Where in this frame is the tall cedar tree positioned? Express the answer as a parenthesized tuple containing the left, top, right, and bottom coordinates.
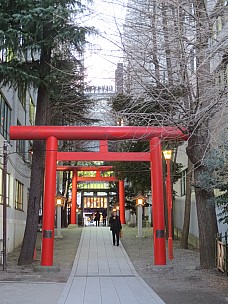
(0, 0, 94, 265)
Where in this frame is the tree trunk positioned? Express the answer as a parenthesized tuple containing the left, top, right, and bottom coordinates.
(17, 83, 48, 265)
(17, 139, 45, 265)
(161, 1, 173, 86)
(184, 0, 218, 268)
(194, 163, 218, 268)
(194, 182, 218, 268)
(151, 2, 160, 86)
(180, 158, 193, 249)
(18, 46, 51, 265)
(187, 131, 218, 268)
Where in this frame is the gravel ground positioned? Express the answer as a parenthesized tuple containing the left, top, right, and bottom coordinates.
(120, 227, 228, 304)
(0, 226, 227, 304)
(0, 227, 82, 283)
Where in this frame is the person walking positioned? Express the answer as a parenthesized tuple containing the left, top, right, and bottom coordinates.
(109, 210, 122, 246)
(102, 209, 107, 226)
(95, 211, 100, 227)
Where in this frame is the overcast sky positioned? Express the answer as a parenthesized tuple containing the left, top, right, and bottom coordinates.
(83, 0, 126, 87)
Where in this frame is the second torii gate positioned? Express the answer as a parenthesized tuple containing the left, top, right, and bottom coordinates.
(57, 165, 126, 225)
(10, 125, 188, 267)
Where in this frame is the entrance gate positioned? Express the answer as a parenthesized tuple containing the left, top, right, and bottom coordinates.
(56, 166, 126, 225)
(10, 125, 188, 267)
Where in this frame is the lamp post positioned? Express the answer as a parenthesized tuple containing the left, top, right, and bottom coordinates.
(2, 141, 8, 271)
(55, 195, 65, 238)
(76, 208, 79, 226)
(163, 150, 174, 260)
(116, 205, 120, 216)
(135, 194, 145, 238)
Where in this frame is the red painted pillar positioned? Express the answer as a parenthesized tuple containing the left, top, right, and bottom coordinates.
(41, 136, 58, 266)
(71, 169, 77, 224)
(100, 140, 108, 152)
(119, 180, 126, 224)
(150, 137, 166, 265)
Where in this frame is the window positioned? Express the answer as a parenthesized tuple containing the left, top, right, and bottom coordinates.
(226, 64, 228, 86)
(29, 96, 35, 125)
(15, 180, 24, 210)
(217, 16, 223, 33)
(16, 120, 26, 160)
(0, 92, 11, 141)
(0, 47, 15, 63)
(0, 169, 10, 205)
(189, 48, 196, 73)
(28, 141, 33, 163)
(83, 196, 107, 208)
(180, 169, 187, 196)
(18, 82, 27, 108)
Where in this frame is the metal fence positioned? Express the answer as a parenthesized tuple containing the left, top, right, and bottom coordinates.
(215, 232, 228, 275)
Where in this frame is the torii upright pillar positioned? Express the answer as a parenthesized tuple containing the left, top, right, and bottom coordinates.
(150, 137, 166, 265)
(119, 180, 126, 224)
(41, 136, 58, 266)
(71, 169, 77, 225)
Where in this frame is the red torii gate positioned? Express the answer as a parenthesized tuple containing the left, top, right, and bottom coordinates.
(10, 125, 188, 267)
(56, 165, 126, 225)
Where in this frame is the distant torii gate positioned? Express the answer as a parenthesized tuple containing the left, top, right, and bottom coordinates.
(56, 165, 126, 225)
(10, 126, 188, 267)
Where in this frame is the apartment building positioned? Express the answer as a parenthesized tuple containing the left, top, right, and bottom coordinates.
(0, 83, 36, 254)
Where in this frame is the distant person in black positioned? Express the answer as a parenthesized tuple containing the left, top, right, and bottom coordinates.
(102, 209, 107, 226)
(95, 211, 100, 227)
(109, 210, 122, 246)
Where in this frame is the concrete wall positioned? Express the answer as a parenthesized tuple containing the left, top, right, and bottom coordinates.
(173, 195, 199, 248)
(173, 143, 228, 248)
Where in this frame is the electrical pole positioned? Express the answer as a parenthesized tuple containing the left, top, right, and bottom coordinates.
(3, 141, 7, 271)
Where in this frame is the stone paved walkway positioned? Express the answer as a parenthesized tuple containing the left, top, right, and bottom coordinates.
(57, 226, 165, 304)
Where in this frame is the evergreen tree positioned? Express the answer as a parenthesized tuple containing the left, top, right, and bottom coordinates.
(0, 0, 94, 265)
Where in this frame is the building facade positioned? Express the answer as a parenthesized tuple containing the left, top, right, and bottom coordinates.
(0, 84, 36, 254)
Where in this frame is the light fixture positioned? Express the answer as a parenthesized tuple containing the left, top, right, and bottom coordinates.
(55, 194, 66, 207)
(28, 148, 33, 155)
(163, 150, 172, 160)
(133, 193, 146, 238)
(133, 193, 146, 206)
(137, 198, 143, 206)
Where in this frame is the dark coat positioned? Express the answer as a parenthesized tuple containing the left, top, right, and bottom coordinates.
(102, 210, 107, 218)
(95, 212, 100, 221)
(109, 215, 122, 232)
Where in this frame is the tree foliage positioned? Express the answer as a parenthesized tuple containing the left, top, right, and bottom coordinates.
(49, 50, 98, 127)
(198, 137, 228, 224)
(110, 92, 184, 197)
(0, 0, 95, 265)
(0, 0, 93, 87)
